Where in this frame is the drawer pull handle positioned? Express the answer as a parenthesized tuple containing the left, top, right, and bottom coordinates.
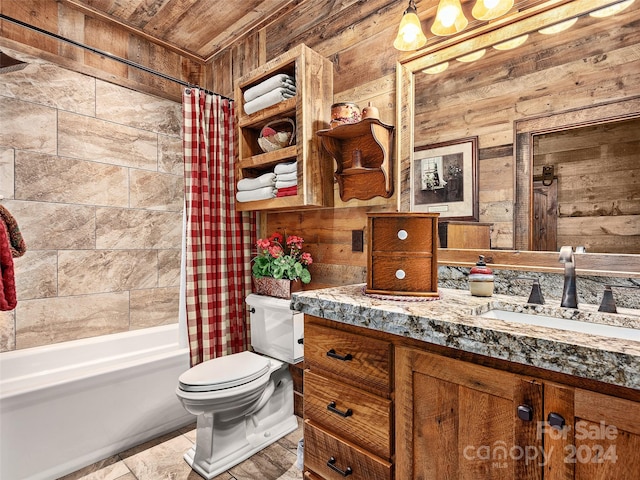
(327, 457, 353, 477)
(327, 349, 353, 361)
(548, 412, 566, 429)
(517, 404, 533, 422)
(395, 269, 406, 279)
(327, 401, 353, 418)
(397, 229, 408, 240)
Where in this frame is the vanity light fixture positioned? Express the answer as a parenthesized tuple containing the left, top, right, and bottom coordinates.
(394, 0, 428, 51)
(457, 49, 487, 62)
(538, 17, 578, 34)
(493, 34, 529, 50)
(472, 0, 514, 21)
(589, 0, 635, 17)
(431, 0, 468, 36)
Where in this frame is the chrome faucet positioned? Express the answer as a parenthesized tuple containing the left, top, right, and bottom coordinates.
(558, 245, 578, 309)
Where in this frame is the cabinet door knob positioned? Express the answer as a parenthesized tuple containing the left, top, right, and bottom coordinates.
(327, 457, 353, 477)
(548, 412, 566, 429)
(327, 349, 353, 361)
(328, 401, 353, 418)
(517, 404, 533, 422)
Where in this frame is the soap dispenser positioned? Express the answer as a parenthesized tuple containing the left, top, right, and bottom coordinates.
(468, 255, 494, 297)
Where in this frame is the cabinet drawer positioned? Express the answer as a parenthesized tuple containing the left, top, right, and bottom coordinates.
(304, 472, 324, 480)
(370, 215, 436, 253)
(304, 323, 391, 393)
(369, 254, 434, 293)
(304, 370, 392, 459)
(304, 420, 392, 480)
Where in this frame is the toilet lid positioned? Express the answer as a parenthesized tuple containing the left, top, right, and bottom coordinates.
(178, 351, 271, 392)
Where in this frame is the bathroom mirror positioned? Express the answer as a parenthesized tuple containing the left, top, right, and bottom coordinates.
(397, 0, 640, 274)
(515, 106, 640, 254)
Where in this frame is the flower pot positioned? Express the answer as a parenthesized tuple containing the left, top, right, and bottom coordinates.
(252, 276, 302, 299)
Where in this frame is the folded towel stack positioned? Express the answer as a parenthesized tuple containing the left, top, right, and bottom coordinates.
(235, 162, 299, 203)
(235, 172, 276, 203)
(274, 161, 298, 197)
(244, 73, 296, 115)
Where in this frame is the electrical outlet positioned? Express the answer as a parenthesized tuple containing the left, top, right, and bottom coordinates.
(352, 230, 364, 252)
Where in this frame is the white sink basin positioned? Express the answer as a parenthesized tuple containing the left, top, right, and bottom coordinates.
(479, 310, 640, 342)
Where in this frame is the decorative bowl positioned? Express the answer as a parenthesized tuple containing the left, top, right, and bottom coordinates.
(258, 118, 296, 153)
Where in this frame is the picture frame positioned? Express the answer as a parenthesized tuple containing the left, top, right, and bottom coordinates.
(410, 136, 479, 221)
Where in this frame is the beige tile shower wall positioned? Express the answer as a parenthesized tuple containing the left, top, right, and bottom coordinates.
(0, 51, 183, 351)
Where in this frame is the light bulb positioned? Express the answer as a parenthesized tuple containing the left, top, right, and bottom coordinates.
(393, 1, 428, 51)
(431, 0, 468, 36)
(439, 6, 460, 27)
(472, 0, 514, 21)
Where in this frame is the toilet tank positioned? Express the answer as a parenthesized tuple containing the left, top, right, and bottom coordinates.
(246, 294, 303, 364)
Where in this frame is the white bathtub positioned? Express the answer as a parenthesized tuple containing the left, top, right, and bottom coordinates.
(0, 324, 194, 480)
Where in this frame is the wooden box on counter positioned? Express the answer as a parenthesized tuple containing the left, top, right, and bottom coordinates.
(438, 220, 492, 249)
(366, 213, 439, 297)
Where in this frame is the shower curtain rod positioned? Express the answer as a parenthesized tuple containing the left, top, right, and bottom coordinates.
(0, 14, 233, 102)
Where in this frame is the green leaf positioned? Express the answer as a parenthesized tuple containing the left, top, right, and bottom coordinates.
(299, 268, 311, 284)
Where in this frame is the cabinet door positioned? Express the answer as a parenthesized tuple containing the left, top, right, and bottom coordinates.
(544, 383, 640, 480)
(396, 347, 543, 480)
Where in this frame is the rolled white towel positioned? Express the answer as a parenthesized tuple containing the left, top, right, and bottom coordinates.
(237, 172, 276, 191)
(276, 179, 298, 189)
(244, 87, 296, 115)
(274, 162, 297, 174)
(275, 171, 297, 182)
(236, 186, 276, 203)
(244, 73, 296, 102)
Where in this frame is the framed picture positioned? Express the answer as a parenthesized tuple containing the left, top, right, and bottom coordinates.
(410, 136, 479, 221)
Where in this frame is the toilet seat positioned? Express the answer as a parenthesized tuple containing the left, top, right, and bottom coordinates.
(178, 351, 271, 393)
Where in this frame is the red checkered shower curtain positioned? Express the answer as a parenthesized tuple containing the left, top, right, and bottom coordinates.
(182, 88, 255, 366)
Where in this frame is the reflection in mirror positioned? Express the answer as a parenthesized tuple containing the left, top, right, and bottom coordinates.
(531, 117, 640, 254)
(399, 0, 640, 258)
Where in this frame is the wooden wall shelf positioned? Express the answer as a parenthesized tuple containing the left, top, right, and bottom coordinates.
(235, 44, 333, 211)
(318, 119, 394, 201)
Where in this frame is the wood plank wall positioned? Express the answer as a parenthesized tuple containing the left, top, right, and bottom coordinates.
(224, 1, 640, 287)
(533, 118, 640, 254)
(410, 3, 640, 252)
(0, 0, 205, 102)
(4, 1, 639, 286)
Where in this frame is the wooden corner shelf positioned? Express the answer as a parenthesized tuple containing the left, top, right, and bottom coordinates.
(317, 118, 394, 202)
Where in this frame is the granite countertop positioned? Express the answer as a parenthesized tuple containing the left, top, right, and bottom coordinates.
(291, 284, 640, 390)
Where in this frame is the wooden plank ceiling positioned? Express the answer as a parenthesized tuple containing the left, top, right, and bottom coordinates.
(60, 0, 565, 63)
(60, 0, 296, 61)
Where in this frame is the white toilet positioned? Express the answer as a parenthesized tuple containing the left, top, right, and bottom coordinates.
(176, 294, 303, 479)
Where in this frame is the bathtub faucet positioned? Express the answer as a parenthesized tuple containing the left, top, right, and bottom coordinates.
(558, 245, 578, 309)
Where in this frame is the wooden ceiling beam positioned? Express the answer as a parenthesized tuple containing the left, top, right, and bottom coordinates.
(58, 0, 207, 62)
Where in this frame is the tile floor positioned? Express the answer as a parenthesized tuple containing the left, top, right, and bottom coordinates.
(60, 417, 304, 480)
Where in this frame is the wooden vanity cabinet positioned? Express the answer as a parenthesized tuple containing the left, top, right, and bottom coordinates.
(302, 315, 640, 480)
(395, 346, 640, 480)
(543, 383, 640, 480)
(303, 317, 394, 479)
(396, 347, 544, 480)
